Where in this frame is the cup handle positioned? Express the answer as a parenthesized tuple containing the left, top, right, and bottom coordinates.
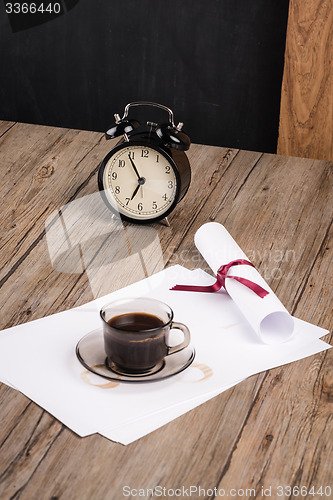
(167, 322, 191, 355)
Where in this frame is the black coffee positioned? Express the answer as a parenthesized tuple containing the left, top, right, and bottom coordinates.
(108, 312, 164, 331)
(104, 312, 167, 373)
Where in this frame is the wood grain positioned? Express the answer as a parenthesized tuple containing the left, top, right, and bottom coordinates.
(278, 0, 333, 161)
(0, 121, 332, 500)
(0, 121, 15, 137)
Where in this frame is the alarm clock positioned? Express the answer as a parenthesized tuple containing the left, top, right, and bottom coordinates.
(98, 101, 191, 224)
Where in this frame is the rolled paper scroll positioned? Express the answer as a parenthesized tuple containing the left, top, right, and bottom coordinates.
(184, 222, 294, 344)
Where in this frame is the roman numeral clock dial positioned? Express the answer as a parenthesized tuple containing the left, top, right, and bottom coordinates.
(98, 102, 191, 224)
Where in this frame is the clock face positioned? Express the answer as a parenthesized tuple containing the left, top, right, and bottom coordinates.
(99, 144, 179, 222)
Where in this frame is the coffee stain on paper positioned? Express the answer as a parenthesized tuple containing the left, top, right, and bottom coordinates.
(80, 366, 120, 389)
(178, 362, 213, 383)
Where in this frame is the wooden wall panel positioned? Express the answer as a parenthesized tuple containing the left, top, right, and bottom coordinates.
(278, 0, 333, 161)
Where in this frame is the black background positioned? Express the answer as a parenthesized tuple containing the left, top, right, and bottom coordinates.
(0, 0, 289, 152)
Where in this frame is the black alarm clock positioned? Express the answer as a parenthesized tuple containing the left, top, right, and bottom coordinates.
(98, 102, 191, 224)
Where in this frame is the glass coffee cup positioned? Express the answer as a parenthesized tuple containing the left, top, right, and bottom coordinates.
(100, 297, 191, 376)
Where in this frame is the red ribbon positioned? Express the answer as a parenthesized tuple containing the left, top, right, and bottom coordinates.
(170, 259, 269, 298)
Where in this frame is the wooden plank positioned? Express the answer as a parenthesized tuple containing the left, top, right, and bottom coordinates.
(214, 354, 333, 496)
(0, 402, 62, 499)
(278, 0, 333, 161)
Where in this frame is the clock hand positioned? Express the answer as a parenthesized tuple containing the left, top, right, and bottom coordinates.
(130, 176, 146, 200)
(130, 183, 141, 200)
(128, 154, 141, 180)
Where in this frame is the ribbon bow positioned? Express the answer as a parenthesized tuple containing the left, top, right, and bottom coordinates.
(170, 259, 269, 298)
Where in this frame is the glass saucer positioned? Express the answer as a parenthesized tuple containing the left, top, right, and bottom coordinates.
(76, 329, 196, 383)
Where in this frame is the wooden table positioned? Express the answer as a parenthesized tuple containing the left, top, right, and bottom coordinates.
(0, 121, 332, 500)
